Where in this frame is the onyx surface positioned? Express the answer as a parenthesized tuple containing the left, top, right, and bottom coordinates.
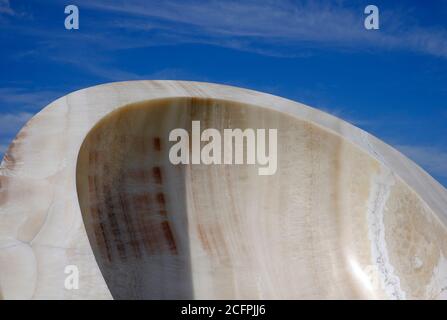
(1, 81, 447, 299)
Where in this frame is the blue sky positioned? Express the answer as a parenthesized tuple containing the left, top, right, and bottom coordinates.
(1, 0, 447, 186)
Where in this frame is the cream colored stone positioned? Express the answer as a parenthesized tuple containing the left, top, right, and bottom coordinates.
(0, 81, 446, 299)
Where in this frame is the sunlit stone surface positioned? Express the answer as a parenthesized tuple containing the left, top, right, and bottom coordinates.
(0, 81, 446, 299)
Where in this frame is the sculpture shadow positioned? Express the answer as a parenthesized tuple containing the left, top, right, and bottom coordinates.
(76, 99, 194, 299)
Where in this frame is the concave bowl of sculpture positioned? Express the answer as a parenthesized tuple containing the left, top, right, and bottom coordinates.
(0, 81, 446, 299)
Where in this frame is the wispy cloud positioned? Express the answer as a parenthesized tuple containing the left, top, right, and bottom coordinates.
(0, 143, 7, 154)
(0, 85, 68, 160)
(76, 0, 447, 58)
(2, 0, 445, 82)
(0, 87, 63, 110)
(397, 145, 447, 178)
(0, 88, 62, 155)
(49, 52, 205, 81)
(0, 111, 34, 160)
(0, 141, 9, 161)
(0, 112, 33, 135)
(0, 0, 14, 16)
(319, 106, 378, 128)
(4, 0, 447, 60)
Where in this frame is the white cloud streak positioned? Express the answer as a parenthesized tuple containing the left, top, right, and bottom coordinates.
(0, 141, 8, 153)
(0, 87, 62, 110)
(0, 112, 33, 135)
(0, 142, 8, 163)
(0, 87, 64, 158)
(397, 145, 447, 178)
(78, 0, 447, 58)
(0, 112, 33, 160)
(0, 0, 14, 16)
(3, 0, 446, 81)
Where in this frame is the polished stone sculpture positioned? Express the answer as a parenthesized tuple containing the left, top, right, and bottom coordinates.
(0, 81, 446, 299)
